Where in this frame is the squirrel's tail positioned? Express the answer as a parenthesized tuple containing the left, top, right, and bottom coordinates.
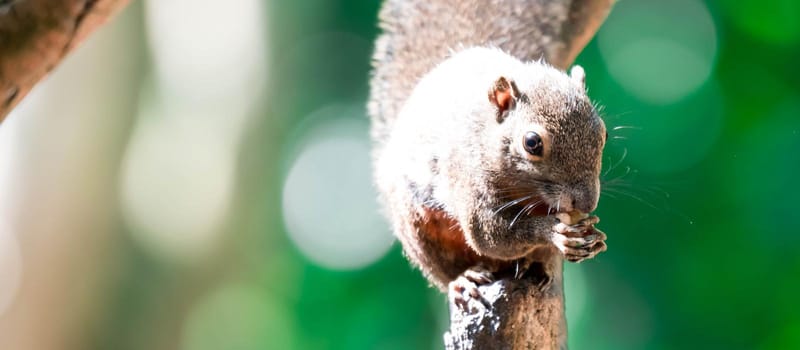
(368, 0, 612, 150)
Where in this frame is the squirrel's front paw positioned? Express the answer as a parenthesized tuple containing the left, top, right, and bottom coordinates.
(552, 216, 607, 262)
(448, 266, 494, 311)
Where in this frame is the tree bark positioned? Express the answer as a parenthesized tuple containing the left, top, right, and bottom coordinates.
(0, 0, 131, 121)
(443, 1, 615, 349)
(445, 248, 567, 350)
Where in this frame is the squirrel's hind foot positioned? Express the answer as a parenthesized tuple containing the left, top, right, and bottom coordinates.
(449, 265, 495, 311)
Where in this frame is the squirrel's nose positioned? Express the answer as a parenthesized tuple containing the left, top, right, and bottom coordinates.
(568, 183, 599, 213)
(571, 197, 596, 213)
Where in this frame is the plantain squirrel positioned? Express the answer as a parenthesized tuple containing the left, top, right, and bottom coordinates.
(369, 0, 609, 298)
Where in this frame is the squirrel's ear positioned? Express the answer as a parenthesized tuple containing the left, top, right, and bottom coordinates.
(570, 65, 586, 90)
(488, 76, 519, 123)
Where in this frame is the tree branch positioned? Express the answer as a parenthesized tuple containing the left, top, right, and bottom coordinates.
(0, 0, 130, 121)
(445, 248, 566, 349)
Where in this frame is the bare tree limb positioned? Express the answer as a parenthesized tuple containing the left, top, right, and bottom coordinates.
(0, 0, 131, 121)
(442, 1, 615, 349)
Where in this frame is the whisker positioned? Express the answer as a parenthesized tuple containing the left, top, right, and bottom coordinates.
(603, 110, 634, 120)
(600, 191, 618, 199)
(603, 147, 628, 177)
(523, 200, 542, 216)
(508, 199, 543, 230)
(607, 181, 673, 201)
(554, 193, 562, 213)
(602, 166, 633, 185)
(508, 203, 531, 229)
(601, 187, 662, 212)
(492, 194, 533, 214)
(603, 185, 694, 224)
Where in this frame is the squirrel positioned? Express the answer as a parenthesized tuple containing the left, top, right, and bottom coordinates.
(369, 0, 609, 298)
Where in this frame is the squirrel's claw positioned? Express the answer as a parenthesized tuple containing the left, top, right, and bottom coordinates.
(449, 266, 494, 311)
(552, 219, 607, 263)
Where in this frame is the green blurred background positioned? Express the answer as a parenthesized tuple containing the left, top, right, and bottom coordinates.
(0, 0, 798, 349)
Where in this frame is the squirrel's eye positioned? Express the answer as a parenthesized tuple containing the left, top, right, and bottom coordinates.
(523, 131, 544, 157)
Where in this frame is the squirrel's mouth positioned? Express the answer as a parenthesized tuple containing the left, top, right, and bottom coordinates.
(516, 196, 566, 217)
(517, 196, 588, 223)
(528, 202, 559, 216)
(501, 188, 589, 221)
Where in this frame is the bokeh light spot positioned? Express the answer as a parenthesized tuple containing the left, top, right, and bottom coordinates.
(144, 0, 266, 112)
(120, 99, 235, 263)
(606, 40, 709, 104)
(124, 0, 268, 263)
(281, 106, 394, 270)
(181, 284, 294, 350)
(597, 0, 717, 105)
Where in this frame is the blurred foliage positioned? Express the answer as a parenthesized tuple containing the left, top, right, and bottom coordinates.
(1, 0, 799, 349)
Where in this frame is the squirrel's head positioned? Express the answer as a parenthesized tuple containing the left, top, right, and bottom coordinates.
(487, 65, 606, 216)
